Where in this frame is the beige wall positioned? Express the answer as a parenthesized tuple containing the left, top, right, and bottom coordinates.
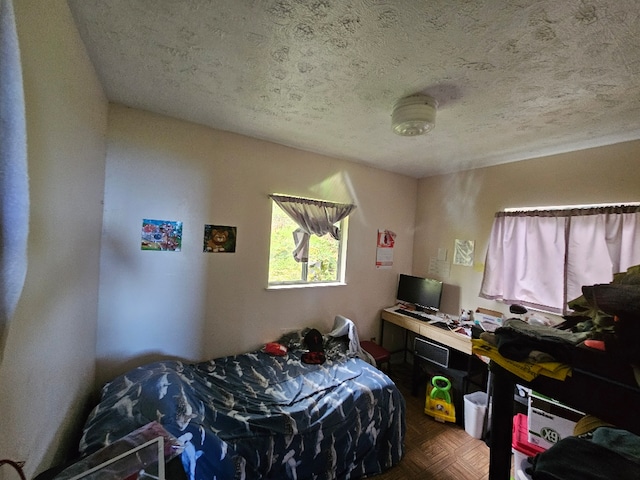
(414, 140, 640, 319)
(0, 0, 107, 477)
(96, 105, 417, 385)
(4, 2, 640, 477)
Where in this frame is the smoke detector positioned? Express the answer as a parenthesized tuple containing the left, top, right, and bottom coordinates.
(392, 94, 438, 136)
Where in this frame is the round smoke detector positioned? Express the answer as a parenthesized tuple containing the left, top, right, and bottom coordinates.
(391, 94, 438, 136)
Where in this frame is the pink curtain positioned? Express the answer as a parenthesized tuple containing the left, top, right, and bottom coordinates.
(566, 208, 640, 303)
(480, 206, 640, 314)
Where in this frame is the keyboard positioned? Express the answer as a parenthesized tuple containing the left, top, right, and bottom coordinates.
(393, 308, 452, 330)
(394, 308, 428, 320)
(429, 321, 452, 330)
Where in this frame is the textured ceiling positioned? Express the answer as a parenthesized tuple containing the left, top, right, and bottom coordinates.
(67, 0, 640, 178)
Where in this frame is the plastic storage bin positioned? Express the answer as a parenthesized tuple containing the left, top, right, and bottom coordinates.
(463, 390, 487, 438)
(512, 413, 545, 480)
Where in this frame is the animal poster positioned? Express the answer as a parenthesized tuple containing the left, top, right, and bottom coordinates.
(141, 219, 182, 252)
(203, 225, 237, 253)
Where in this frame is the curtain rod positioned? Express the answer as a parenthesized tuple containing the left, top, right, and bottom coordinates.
(504, 202, 640, 212)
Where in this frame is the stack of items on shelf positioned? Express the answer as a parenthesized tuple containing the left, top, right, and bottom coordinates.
(517, 413, 640, 480)
(512, 390, 586, 480)
(473, 265, 640, 387)
(565, 265, 640, 388)
(470, 267, 640, 479)
(470, 321, 579, 382)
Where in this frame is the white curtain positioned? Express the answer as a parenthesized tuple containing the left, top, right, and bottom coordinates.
(480, 206, 640, 314)
(0, 0, 29, 362)
(566, 208, 640, 303)
(269, 194, 356, 262)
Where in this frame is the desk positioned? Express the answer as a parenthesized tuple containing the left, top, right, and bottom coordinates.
(488, 361, 640, 480)
(382, 307, 485, 424)
(380, 307, 472, 357)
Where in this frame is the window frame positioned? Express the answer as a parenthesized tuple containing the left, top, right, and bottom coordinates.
(267, 201, 349, 289)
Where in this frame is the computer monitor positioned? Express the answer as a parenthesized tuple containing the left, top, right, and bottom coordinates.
(396, 274, 443, 312)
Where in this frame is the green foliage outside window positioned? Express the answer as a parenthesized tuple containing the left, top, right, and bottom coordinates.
(268, 205, 340, 284)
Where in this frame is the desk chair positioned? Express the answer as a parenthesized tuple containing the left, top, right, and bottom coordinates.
(360, 340, 391, 372)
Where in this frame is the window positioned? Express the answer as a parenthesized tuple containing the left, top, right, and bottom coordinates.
(267, 195, 355, 286)
(480, 204, 640, 314)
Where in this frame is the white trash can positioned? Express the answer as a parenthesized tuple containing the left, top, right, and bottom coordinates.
(463, 391, 487, 439)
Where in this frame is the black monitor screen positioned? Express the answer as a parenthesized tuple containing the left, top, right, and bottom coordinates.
(396, 274, 443, 312)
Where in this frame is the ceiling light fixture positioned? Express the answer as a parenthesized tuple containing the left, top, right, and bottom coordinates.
(391, 94, 438, 136)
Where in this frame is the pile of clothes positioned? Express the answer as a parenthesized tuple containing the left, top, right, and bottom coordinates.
(482, 318, 588, 365)
(525, 417, 640, 480)
(478, 265, 640, 386)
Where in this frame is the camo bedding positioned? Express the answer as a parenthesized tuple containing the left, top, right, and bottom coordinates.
(79, 349, 405, 479)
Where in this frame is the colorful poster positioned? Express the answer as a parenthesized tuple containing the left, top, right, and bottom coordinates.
(376, 229, 396, 269)
(141, 219, 182, 252)
(203, 225, 237, 253)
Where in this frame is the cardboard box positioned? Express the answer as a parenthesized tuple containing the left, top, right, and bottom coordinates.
(527, 391, 584, 449)
(474, 307, 504, 327)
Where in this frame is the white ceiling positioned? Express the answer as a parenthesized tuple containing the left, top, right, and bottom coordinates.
(67, 0, 640, 178)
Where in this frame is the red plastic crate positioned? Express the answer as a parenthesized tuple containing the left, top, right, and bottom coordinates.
(512, 413, 545, 457)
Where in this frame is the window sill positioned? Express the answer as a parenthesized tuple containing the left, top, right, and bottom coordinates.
(267, 282, 347, 290)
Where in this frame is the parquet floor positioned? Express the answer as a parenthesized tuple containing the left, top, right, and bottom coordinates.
(373, 364, 490, 480)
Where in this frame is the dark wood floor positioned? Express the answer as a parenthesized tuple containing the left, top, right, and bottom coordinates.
(374, 363, 490, 480)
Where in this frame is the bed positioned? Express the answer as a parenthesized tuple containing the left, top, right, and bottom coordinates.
(77, 317, 406, 480)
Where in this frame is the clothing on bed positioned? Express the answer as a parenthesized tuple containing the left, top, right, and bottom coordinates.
(328, 315, 377, 365)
